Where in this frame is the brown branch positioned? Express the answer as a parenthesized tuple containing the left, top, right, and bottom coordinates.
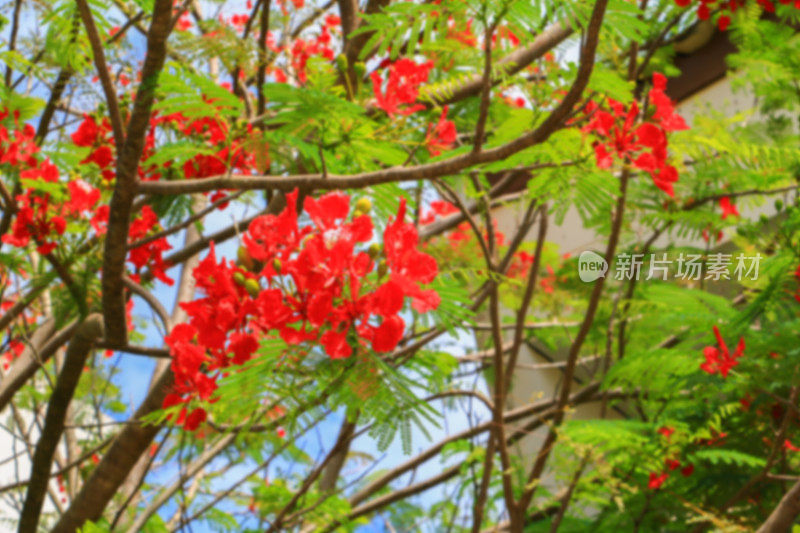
(433, 22, 572, 107)
(757, 480, 800, 533)
(336, 385, 631, 531)
(0, 437, 113, 495)
(122, 276, 171, 333)
(50, 366, 173, 533)
(141, 199, 284, 283)
(257, 0, 272, 116)
(126, 191, 244, 251)
(682, 184, 800, 211)
(75, 0, 125, 145)
(266, 413, 359, 533)
(102, 0, 174, 345)
(0, 319, 79, 415)
(95, 343, 171, 358)
(548, 454, 590, 532)
(349, 383, 603, 510)
(4, 0, 22, 86)
(319, 416, 359, 493)
(518, 165, 626, 516)
(472, 21, 497, 153)
(18, 314, 103, 532)
(139, 19, 595, 200)
(511, 0, 616, 508)
(124, 433, 237, 531)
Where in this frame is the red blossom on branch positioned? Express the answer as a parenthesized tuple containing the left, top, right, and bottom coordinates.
(583, 73, 688, 197)
(648, 471, 668, 489)
(700, 325, 745, 377)
(162, 190, 440, 430)
(425, 106, 457, 156)
(371, 59, 433, 117)
(719, 196, 739, 219)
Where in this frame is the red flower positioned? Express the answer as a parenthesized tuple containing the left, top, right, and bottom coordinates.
(425, 106, 457, 156)
(719, 196, 739, 219)
(162, 190, 440, 430)
(648, 472, 668, 489)
(681, 463, 694, 477)
(740, 394, 753, 410)
(583, 73, 687, 198)
(665, 458, 681, 471)
(66, 179, 100, 215)
(785, 439, 800, 452)
(183, 407, 207, 431)
(127, 206, 174, 285)
(71, 115, 100, 146)
(371, 59, 433, 117)
(372, 315, 405, 353)
(700, 325, 744, 377)
(658, 426, 675, 439)
(383, 198, 440, 312)
(321, 330, 352, 359)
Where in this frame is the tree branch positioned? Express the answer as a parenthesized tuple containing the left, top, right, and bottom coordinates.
(18, 314, 103, 532)
(75, 0, 125, 145)
(102, 0, 174, 345)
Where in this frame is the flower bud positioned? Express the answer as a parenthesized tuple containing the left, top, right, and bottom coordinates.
(273, 259, 282, 273)
(368, 242, 381, 259)
(377, 260, 388, 279)
(233, 271, 246, 286)
(237, 246, 254, 270)
(245, 278, 261, 298)
(335, 53, 348, 73)
(353, 62, 366, 78)
(354, 197, 372, 215)
(775, 198, 784, 211)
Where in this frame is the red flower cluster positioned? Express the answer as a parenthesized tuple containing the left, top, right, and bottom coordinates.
(425, 106, 457, 156)
(163, 190, 440, 430)
(447, 18, 478, 47)
(72, 114, 116, 181)
(371, 58, 434, 117)
(674, 0, 800, 31)
(700, 325, 745, 377)
(163, 108, 256, 181)
(1, 110, 103, 255)
(127, 205, 174, 286)
(492, 25, 520, 48)
(649, 426, 694, 489)
(649, 463, 693, 490)
(583, 73, 689, 197)
(420, 200, 471, 246)
(2, 340, 24, 371)
(719, 196, 739, 219)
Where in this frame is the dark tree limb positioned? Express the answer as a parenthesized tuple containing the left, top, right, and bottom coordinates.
(757, 480, 800, 533)
(18, 314, 103, 533)
(319, 415, 359, 493)
(75, 0, 125, 145)
(0, 319, 79, 414)
(50, 367, 173, 533)
(102, 0, 174, 345)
